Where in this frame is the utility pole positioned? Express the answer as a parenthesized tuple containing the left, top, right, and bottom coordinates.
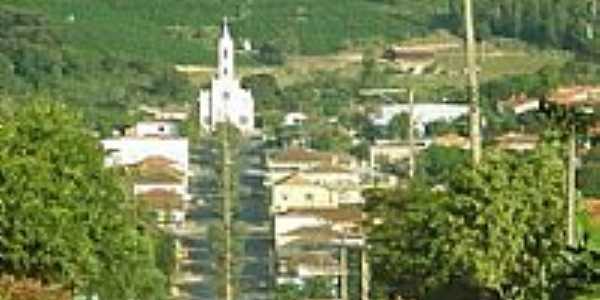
(340, 237, 348, 300)
(464, 0, 482, 166)
(408, 89, 416, 178)
(361, 248, 370, 300)
(567, 122, 577, 248)
(222, 119, 233, 300)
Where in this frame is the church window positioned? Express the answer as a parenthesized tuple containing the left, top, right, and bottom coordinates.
(224, 67, 228, 76)
(240, 115, 248, 125)
(223, 91, 230, 99)
(224, 49, 228, 59)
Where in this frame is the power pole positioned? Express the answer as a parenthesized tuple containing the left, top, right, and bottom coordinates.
(567, 122, 577, 248)
(464, 0, 482, 166)
(408, 89, 416, 178)
(361, 248, 370, 300)
(340, 240, 348, 300)
(222, 120, 233, 300)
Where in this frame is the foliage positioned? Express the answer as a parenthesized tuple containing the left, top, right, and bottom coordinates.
(386, 113, 410, 140)
(0, 100, 168, 300)
(0, 6, 195, 136)
(416, 145, 468, 185)
(443, 0, 595, 57)
(255, 42, 285, 65)
(579, 147, 600, 198)
(368, 145, 569, 300)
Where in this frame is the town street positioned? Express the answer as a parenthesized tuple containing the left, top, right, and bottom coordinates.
(177, 138, 272, 300)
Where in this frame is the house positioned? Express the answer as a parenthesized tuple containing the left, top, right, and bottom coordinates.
(499, 93, 540, 115)
(137, 189, 186, 229)
(283, 112, 308, 127)
(139, 105, 188, 121)
(131, 156, 190, 201)
(369, 140, 429, 169)
(101, 138, 189, 177)
(433, 133, 471, 150)
(383, 47, 436, 75)
(370, 103, 469, 135)
(274, 208, 365, 284)
(495, 132, 539, 152)
(265, 147, 358, 185)
(128, 121, 180, 137)
(271, 174, 338, 214)
(274, 208, 364, 247)
(547, 85, 600, 108)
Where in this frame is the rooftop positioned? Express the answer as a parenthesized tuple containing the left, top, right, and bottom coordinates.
(134, 163, 185, 184)
(270, 147, 330, 163)
(547, 86, 600, 107)
(274, 173, 313, 186)
(138, 189, 184, 210)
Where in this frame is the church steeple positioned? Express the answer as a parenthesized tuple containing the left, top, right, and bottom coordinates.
(217, 16, 234, 79)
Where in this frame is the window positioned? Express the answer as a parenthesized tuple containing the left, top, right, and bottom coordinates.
(224, 49, 228, 59)
(223, 67, 228, 76)
(223, 91, 230, 100)
(239, 115, 248, 125)
(282, 194, 288, 201)
(158, 125, 165, 132)
(305, 193, 314, 201)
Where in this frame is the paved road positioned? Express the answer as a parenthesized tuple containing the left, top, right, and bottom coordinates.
(177, 138, 272, 300)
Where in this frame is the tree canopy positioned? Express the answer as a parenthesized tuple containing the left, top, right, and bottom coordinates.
(0, 100, 168, 299)
(368, 144, 569, 300)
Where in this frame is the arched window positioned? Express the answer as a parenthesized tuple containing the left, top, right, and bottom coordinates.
(223, 67, 228, 76)
(224, 49, 228, 59)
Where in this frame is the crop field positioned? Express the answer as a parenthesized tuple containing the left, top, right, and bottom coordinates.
(2, 0, 446, 64)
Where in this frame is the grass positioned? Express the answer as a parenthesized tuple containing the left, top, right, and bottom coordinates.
(1, 0, 446, 65)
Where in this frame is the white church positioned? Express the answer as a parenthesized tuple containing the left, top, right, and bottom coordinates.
(198, 17, 255, 134)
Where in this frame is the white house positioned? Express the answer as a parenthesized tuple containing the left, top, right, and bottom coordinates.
(132, 121, 179, 137)
(370, 103, 469, 135)
(283, 112, 308, 127)
(198, 17, 255, 134)
(101, 138, 189, 173)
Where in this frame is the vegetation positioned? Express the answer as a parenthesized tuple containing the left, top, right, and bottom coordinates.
(579, 147, 600, 198)
(0, 100, 169, 299)
(368, 144, 574, 299)
(0, 6, 194, 136)
(444, 0, 598, 57)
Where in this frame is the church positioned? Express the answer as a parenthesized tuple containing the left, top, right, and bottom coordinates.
(198, 18, 255, 134)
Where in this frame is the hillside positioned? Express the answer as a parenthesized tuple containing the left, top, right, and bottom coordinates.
(1, 0, 447, 65)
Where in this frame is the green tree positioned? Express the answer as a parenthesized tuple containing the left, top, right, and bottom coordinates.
(0, 100, 168, 299)
(369, 144, 569, 300)
(579, 147, 600, 197)
(386, 113, 411, 140)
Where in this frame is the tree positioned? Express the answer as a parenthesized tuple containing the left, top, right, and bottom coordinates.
(369, 144, 569, 300)
(255, 42, 285, 65)
(579, 147, 600, 197)
(0, 100, 168, 299)
(386, 113, 411, 140)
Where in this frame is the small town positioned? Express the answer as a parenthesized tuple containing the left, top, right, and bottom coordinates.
(1, 1, 600, 300)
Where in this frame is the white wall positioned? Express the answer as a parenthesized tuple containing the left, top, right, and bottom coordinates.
(371, 103, 469, 134)
(134, 121, 179, 137)
(101, 138, 189, 173)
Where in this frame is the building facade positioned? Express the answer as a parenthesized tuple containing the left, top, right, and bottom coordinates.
(198, 17, 255, 134)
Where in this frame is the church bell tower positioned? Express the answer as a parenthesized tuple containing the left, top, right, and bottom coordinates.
(218, 17, 234, 79)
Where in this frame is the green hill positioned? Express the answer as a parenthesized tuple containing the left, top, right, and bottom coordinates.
(2, 0, 447, 64)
